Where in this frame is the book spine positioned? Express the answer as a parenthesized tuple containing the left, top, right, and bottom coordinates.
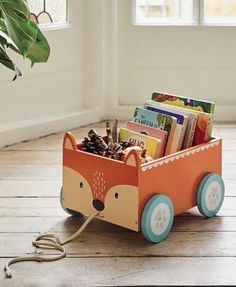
(177, 124, 186, 151)
(164, 121, 176, 155)
(182, 115, 198, 149)
(169, 124, 182, 153)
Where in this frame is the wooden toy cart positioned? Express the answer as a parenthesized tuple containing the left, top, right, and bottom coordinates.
(61, 132, 224, 243)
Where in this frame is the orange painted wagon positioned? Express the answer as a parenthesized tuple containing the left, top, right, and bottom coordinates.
(61, 132, 224, 243)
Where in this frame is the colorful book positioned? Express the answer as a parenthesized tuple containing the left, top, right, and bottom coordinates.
(119, 128, 161, 159)
(192, 111, 213, 145)
(133, 107, 177, 155)
(151, 92, 214, 145)
(126, 121, 167, 157)
(144, 101, 188, 151)
(144, 100, 197, 149)
(151, 91, 215, 114)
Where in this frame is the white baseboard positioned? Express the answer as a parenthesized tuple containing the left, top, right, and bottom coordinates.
(0, 108, 103, 148)
(103, 105, 236, 122)
(214, 106, 236, 122)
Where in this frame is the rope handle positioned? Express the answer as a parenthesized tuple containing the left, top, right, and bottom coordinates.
(4, 211, 99, 278)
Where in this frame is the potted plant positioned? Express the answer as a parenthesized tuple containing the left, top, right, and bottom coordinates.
(0, 0, 50, 80)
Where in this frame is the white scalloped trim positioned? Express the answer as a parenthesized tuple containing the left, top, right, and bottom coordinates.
(141, 140, 220, 172)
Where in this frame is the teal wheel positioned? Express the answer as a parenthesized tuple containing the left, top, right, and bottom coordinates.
(60, 187, 82, 216)
(197, 173, 225, 218)
(141, 194, 174, 243)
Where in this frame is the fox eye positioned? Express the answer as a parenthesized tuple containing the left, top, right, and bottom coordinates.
(115, 192, 119, 199)
(80, 182, 83, 188)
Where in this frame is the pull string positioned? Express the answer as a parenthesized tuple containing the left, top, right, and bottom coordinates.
(4, 211, 99, 278)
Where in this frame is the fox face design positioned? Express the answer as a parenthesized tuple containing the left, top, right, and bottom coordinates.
(62, 133, 140, 231)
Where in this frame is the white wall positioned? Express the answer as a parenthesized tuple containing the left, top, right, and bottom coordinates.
(0, 0, 103, 147)
(104, 0, 236, 121)
(1, 0, 236, 147)
(1, 28, 82, 123)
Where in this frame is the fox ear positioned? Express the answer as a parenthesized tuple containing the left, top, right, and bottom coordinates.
(63, 132, 77, 150)
(123, 148, 140, 167)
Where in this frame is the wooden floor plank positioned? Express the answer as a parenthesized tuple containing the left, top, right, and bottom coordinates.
(0, 165, 61, 180)
(0, 180, 60, 197)
(1, 231, 236, 257)
(0, 233, 38, 255)
(222, 165, 236, 180)
(222, 139, 236, 150)
(2, 138, 63, 151)
(1, 215, 236, 233)
(223, 151, 236, 164)
(34, 231, 236, 257)
(0, 207, 65, 217)
(0, 196, 235, 215)
(224, 179, 236, 196)
(0, 217, 65, 233)
(216, 127, 236, 138)
(1, 257, 236, 286)
(0, 151, 61, 165)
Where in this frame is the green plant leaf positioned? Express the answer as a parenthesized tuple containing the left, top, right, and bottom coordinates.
(0, 0, 50, 79)
(0, 18, 8, 33)
(0, 46, 21, 80)
(26, 21, 50, 65)
(0, 0, 37, 57)
(0, 30, 20, 53)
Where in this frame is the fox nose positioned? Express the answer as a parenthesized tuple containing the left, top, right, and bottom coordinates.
(92, 199, 105, 211)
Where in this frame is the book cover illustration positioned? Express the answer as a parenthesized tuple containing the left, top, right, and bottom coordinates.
(133, 107, 177, 155)
(193, 112, 212, 145)
(133, 107, 174, 133)
(144, 102, 188, 151)
(126, 121, 167, 157)
(150, 94, 213, 145)
(119, 128, 161, 159)
(144, 102, 187, 125)
(144, 100, 196, 149)
(152, 92, 215, 115)
(147, 101, 198, 149)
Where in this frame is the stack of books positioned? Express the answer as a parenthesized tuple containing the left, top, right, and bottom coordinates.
(119, 91, 215, 159)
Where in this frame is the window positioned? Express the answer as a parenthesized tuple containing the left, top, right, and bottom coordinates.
(204, 0, 236, 25)
(134, 0, 236, 25)
(28, 0, 68, 25)
(135, 0, 196, 25)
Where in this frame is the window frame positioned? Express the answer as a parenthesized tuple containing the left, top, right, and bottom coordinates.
(133, 0, 236, 26)
(29, 0, 75, 31)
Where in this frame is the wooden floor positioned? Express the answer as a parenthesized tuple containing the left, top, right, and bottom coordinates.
(0, 122, 236, 286)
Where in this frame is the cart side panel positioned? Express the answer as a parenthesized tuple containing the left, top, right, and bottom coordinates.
(62, 132, 140, 231)
(138, 138, 222, 221)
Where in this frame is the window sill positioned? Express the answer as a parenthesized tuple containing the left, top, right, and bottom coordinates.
(133, 22, 236, 27)
(38, 22, 73, 31)
(133, 22, 198, 27)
